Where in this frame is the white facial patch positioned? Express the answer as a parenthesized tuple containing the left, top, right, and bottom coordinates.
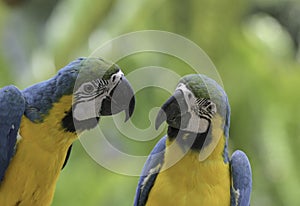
(73, 96, 104, 121)
(185, 115, 210, 133)
(175, 83, 214, 133)
(73, 70, 124, 121)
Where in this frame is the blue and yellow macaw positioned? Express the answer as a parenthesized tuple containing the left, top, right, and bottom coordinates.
(0, 57, 135, 205)
(134, 74, 252, 206)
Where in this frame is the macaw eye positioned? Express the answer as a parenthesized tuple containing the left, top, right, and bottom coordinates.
(207, 105, 212, 111)
(111, 73, 121, 83)
(83, 84, 95, 93)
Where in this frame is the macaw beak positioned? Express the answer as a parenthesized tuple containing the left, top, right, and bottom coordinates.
(100, 77, 135, 122)
(155, 89, 190, 130)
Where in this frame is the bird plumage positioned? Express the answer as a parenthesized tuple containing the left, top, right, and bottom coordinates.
(134, 74, 252, 206)
(0, 57, 135, 205)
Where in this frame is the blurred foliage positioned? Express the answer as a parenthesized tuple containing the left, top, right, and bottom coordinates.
(1, 0, 300, 205)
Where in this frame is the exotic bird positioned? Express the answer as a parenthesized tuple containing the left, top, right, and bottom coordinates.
(134, 74, 252, 206)
(0, 57, 135, 205)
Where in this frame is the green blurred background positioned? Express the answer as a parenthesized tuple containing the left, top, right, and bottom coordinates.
(1, 0, 300, 205)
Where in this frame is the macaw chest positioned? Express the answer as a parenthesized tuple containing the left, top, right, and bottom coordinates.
(0, 115, 75, 206)
(146, 153, 231, 206)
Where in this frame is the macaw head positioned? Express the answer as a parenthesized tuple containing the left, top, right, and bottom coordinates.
(155, 74, 230, 139)
(23, 57, 135, 132)
(63, 57, 135, 131)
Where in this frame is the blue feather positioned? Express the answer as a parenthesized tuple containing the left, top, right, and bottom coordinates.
(0, 85, 25, 182)
(230, 150, 252, 206)
(134, 136, 166, 206)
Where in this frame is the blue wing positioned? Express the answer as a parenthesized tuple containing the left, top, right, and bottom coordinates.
(134, 136, 166, 206)
(0, 86, 25, 183)
(230, 150, 252, 206)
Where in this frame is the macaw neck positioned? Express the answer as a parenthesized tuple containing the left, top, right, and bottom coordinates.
(164, 129, 228, 169)
(20, 95, 76, 152)
(167, 126, 210, 151)
(21, 76, 101, 133)
(22, 75, 73, 123)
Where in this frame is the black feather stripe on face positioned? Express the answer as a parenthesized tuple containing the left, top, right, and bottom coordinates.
(194, 98, 216, 120)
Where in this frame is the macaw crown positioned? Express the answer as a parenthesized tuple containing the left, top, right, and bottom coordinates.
(56, 57, 120, 94)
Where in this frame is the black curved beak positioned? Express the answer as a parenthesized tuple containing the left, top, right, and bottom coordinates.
(155, 90, 190, 130)
(100, 77, 135, 122)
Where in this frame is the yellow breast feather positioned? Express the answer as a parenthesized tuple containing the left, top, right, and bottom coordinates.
(146, 136, 230, 206)
(0, 95, 76, 206)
